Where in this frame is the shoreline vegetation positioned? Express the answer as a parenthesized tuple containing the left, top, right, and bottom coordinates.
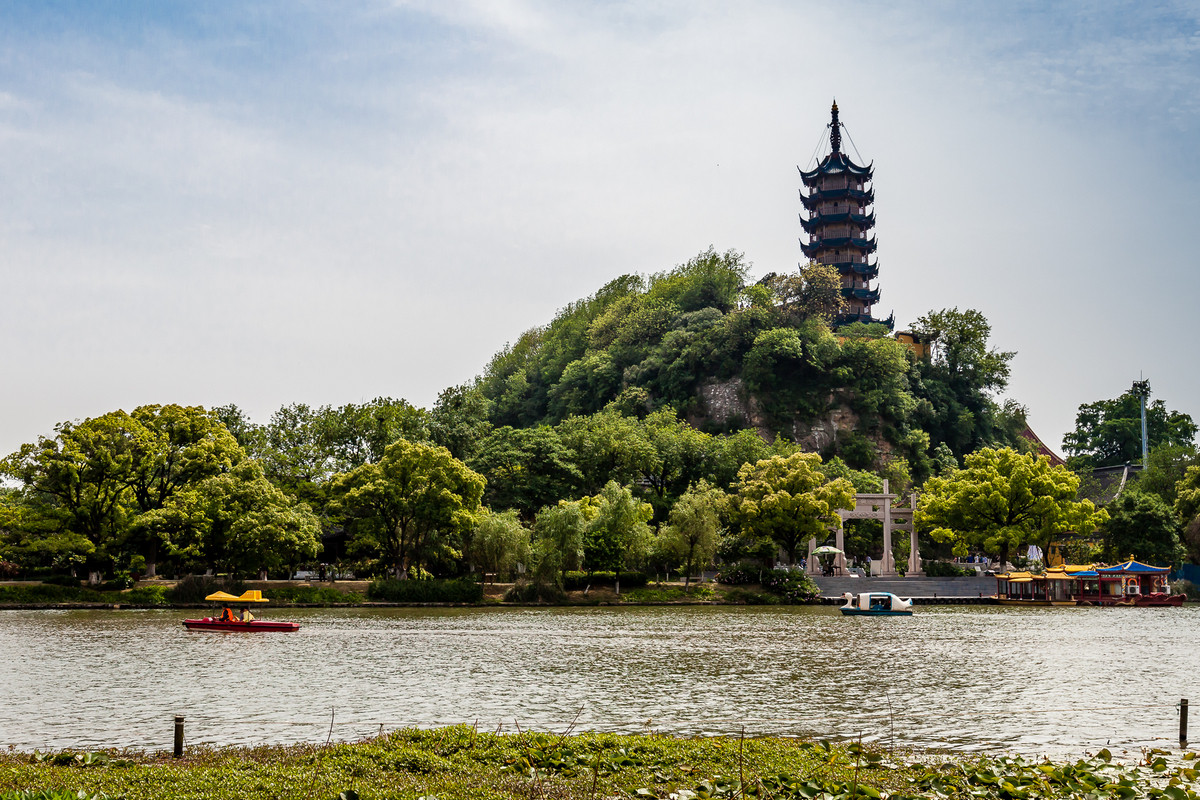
(2, 727, 1197, 800)
(0, 572, 832, 609)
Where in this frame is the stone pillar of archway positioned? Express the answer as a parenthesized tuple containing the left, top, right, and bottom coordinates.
(834, 517, 849, 575)
(880, 479, 897, 576)
(806, 536, 821, 576)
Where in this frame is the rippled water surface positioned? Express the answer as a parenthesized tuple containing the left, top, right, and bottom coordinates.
(1, 604, 1196, 756)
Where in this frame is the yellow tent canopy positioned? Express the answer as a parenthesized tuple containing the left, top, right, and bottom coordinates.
(204, 590, 270, 603)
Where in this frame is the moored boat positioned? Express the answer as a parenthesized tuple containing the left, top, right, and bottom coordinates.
(183, 590, 301, 632)
(839, 591, 913, 616)
(994, 559, 1184, 607)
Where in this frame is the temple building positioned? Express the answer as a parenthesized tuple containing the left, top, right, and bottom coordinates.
(798, 101, 892, 329)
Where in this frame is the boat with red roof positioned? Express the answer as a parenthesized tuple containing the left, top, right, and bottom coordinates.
(994, 559, 1183, 606)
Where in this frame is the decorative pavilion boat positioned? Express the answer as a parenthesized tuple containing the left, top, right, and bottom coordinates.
(839, 592, 913, 616)
(183, 590, 301, 632)
(994, 560, 1183, 607)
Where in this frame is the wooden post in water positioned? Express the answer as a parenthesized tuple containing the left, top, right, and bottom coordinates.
(1181, 699, 1189, 747)
(174, 715, 185, 758)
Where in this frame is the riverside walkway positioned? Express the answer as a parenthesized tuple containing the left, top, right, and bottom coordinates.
(813, 575, 997, 604)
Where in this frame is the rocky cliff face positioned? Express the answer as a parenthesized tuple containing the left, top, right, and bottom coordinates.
(691, 378, 894, 462)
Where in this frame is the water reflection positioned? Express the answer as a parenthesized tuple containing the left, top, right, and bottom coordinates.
(0, 605, 1195, 757)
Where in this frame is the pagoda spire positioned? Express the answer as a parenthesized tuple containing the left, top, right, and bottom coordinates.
(830, 99, 841, 155)
(797, 102, 891, 330)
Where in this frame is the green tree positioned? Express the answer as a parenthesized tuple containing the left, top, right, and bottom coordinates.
(530, 499, 591, 586)
(325, 397, 431, 472)
(2, 412, 147, 573)
(429, 384, 493, 462)
(125, 404, 245, 576)
(583, 481, 654, 589)
(329, 440, 484, 577)
(707, 429, 779, 489)
(1136, 444, 1199, 506)
(1063, 389, 1197, 468)
(659, 480, 724, 587)
(1099, 490, 1183, 567)
(1175, 465, 1200, 563)
(909, 308, 1017, 457)
(0, 489, 94, 573)
(728, 452, 855, 564)
(556, 410, 657, 493)
(916, 447, 1107, 570)
(138, 460, 321, 577)
(759, 262, 846, 326)
(468, 509, 530, 583)
(212, 403, 267, 458)
(640, 408, 714, 500)
(469, 425, 582, 519)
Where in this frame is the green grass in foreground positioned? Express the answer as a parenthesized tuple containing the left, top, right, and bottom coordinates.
(1, 728, 1197, 800)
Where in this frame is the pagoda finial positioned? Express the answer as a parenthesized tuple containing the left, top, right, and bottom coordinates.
(830, 99, 841, 155)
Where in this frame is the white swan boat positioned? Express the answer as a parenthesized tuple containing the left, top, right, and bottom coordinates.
(839, 591, 913, 616)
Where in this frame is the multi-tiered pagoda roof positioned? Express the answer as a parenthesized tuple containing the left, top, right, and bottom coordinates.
(798, 101, 891, 329)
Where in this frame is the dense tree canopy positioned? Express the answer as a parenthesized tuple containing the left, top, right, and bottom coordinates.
(728, 452, 855, 564)
(1063, 388, 1197, 468)
(329, 439, 484, 578)
(3, 248, 1104, 584)
(916, 447, 1108, 569)
(1099, 490, 1183, 566)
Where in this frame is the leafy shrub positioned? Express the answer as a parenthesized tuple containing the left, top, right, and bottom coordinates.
(2, 791, 117, 800)
(40, 574, 82, 588)
(1171, 579, 1198, 599)
(367, 579, 483, 603)
(721, 587, 778, 604)
(167, 575, 246, 604)
(716, 561, 764, 586)
(922, 560, 974, 577)
(621, 585, 716, 603)
(100, 571, 135, 591)
(561, 571, 648, 591)
(266, 586, 362, 604)
(122, 586, 169, 606)
(760, 569, 821, 603)
(0, 560, 20, 579)
(502, 581, 565, 603)
(0, 584, 105, 603)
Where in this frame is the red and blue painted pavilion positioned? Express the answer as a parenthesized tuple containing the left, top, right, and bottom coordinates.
(798, 101, 892, 329)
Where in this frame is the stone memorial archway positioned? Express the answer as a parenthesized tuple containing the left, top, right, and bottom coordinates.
(806, 479, 922, 577)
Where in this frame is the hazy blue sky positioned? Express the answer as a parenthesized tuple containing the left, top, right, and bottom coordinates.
(2, 0, 1198, 458)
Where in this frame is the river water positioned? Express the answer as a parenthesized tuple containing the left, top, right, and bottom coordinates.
(0, 604, 1195, 757)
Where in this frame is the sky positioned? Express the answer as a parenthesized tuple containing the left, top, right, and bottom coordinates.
(2, 0, 1199, 459)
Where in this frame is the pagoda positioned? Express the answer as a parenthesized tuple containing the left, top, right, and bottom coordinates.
(798, 101, 891, 329)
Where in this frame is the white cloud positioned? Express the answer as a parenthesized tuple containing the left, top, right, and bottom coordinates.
(1, 0, 1198, 456)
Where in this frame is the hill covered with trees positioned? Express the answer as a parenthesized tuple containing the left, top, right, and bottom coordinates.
(476, 247, 1024, 476)
(1, 249, 1045, 585)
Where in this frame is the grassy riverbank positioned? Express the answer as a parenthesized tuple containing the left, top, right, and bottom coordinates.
(2, 727, 1197, 800)
(0, 579, 812, 608)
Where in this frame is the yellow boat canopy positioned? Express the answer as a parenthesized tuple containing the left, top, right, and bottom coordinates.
(204, 590, 270, 603)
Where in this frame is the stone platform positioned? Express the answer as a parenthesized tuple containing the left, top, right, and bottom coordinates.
(814, 575, 997, 604)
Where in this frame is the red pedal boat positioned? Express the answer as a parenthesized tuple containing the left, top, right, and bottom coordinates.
(183, 590, 300, 632)
(183, 617, 300, 632)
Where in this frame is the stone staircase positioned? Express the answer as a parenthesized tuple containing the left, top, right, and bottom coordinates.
(814, 575, 996, 603)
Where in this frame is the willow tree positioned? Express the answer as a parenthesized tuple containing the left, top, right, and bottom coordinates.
(659, 480, 725, 587)
(916, 447, 1107, 569)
